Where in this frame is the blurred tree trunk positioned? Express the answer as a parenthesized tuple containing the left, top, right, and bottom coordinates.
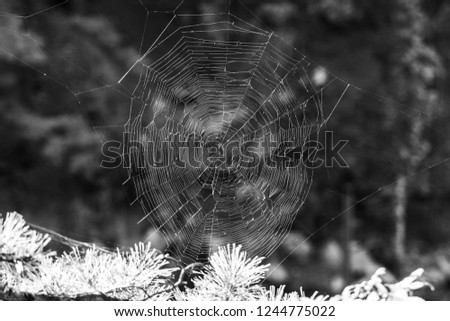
(388, 0, 441, 270)
(393, 176, 407, 262)
(343, 182, 354, 284)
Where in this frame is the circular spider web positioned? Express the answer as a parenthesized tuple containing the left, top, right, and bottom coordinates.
(118, 3, 349, 263)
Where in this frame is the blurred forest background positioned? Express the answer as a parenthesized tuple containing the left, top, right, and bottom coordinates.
(1, 0, 450, 299)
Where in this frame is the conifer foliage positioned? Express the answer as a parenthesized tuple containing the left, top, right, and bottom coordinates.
(1, 212, 431, 301)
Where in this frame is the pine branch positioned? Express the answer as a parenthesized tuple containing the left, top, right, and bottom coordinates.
(1, 212, 432, 301)
(1, 212, 177, 300)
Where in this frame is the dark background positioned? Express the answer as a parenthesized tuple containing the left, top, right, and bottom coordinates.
(1, 0, 450, 299)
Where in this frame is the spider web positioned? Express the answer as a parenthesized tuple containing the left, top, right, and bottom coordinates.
(1, 0, 449, 269)
(113, 1, 350, 263)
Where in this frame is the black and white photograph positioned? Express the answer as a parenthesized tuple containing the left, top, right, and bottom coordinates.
(1, 0, 450, 319)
